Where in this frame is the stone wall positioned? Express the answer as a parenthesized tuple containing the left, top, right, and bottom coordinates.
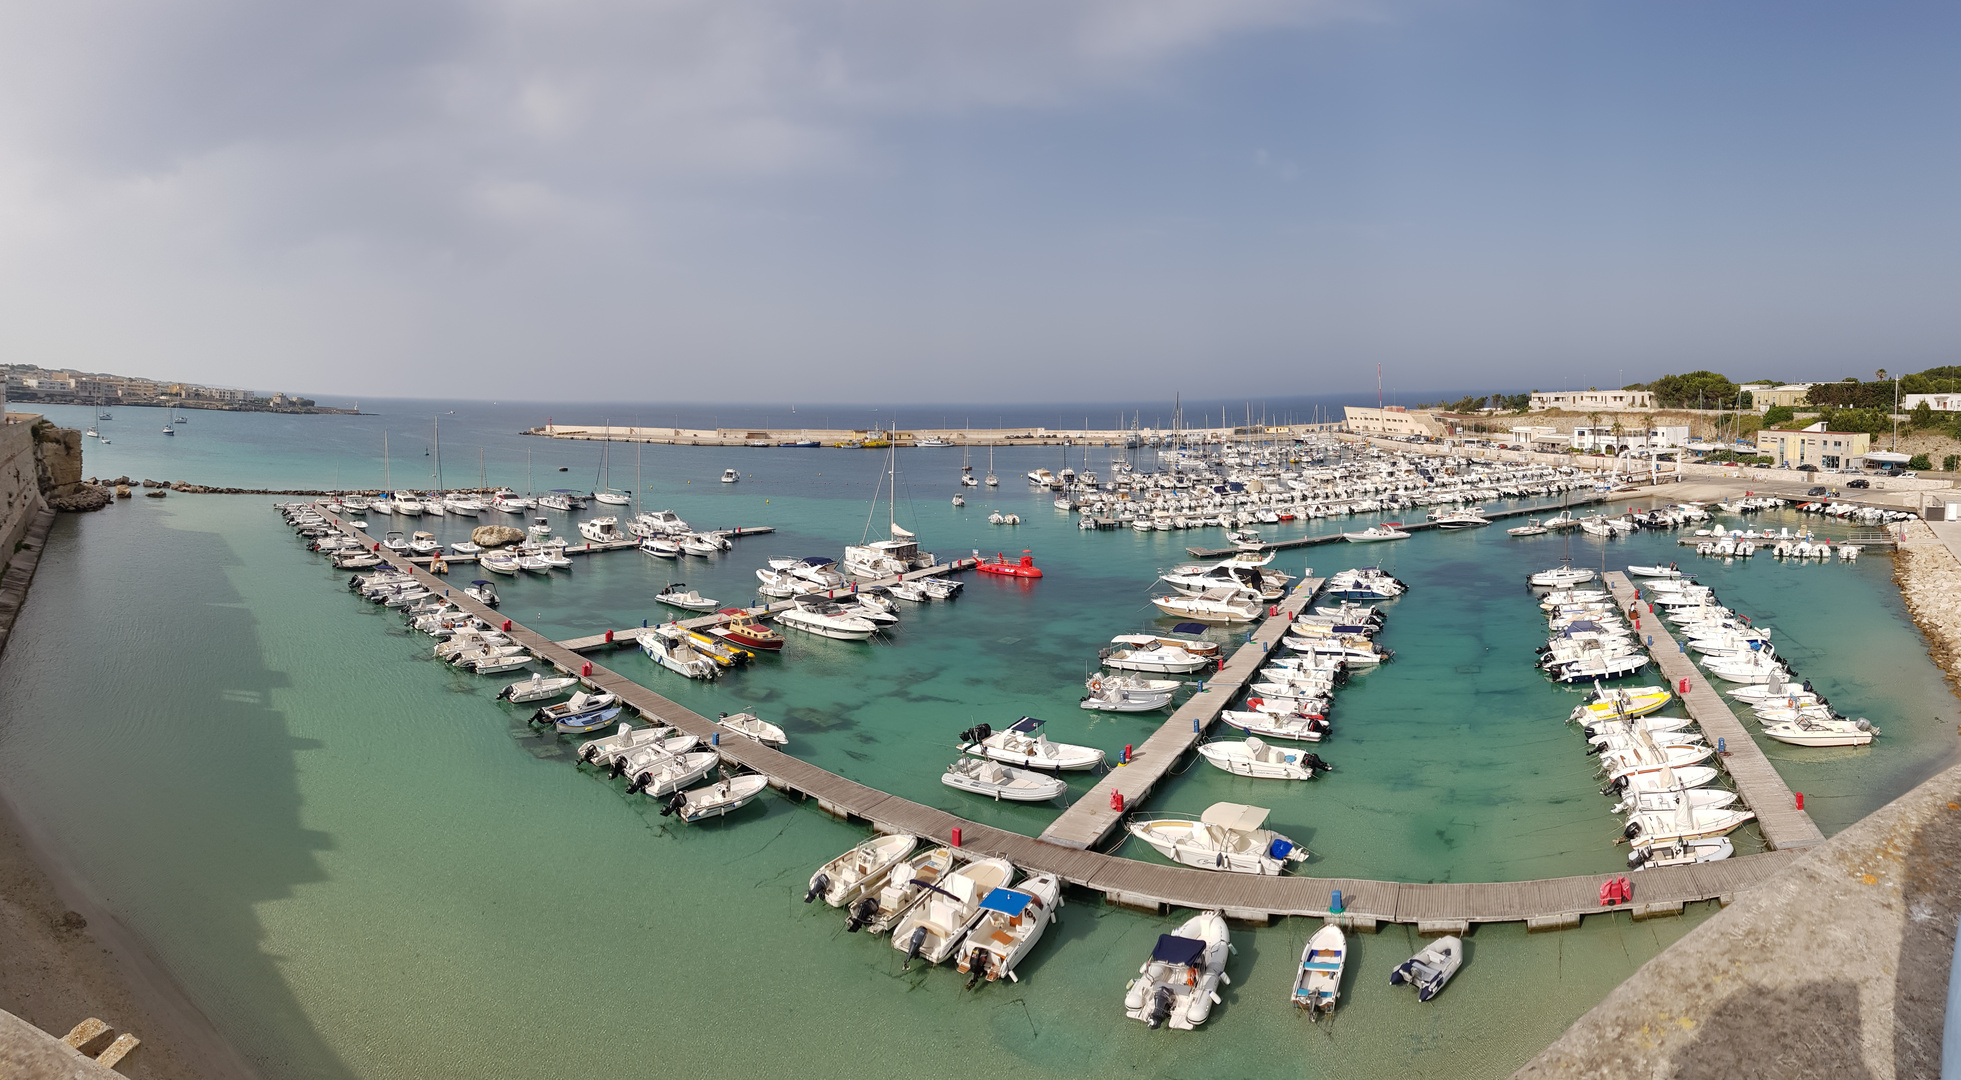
(0, 419, 47, 557)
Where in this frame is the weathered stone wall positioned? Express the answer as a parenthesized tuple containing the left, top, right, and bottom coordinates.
(0, 420, 48, 557)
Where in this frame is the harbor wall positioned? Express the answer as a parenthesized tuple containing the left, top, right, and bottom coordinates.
(0, 417, 49, 558)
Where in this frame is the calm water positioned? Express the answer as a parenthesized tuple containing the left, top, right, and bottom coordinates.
(1, 406, 1955, 1079)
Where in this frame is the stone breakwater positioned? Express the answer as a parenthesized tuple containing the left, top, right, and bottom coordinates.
(1893, 519, 1961, 700)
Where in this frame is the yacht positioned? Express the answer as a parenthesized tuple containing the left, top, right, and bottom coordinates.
(1026, 468, 1057, 488)
(578, 517, 629, 543)
(1428, 506, 1490, 529)
(776, 599, 878, 640)
(1151, 588, 1263, 624)
(844, 438, 940, 579)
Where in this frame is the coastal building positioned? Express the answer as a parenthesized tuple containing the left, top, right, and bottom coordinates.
(1743, 383, 1817, 410)
(1567, 425, 1687, 453)
(1527, 390, 1656, 412)
(1755, 423, 1871, 470)
(1902, 393, 1961, 412)
(1343, 405, 1445, 437)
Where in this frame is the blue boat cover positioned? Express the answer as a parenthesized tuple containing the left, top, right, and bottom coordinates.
(978, 888, 1033, 917)
(1151, 934, 1206, 966)
(1171, 623, 1209, 635)
(471, 579, 492, 586)
(1565, 620, 1600, 633)
(1009, 717, 1045, 734)
(800, 556, 834, 567)
(1268, 838, 1296, 860)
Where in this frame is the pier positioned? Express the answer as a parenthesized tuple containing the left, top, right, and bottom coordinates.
(1182, 497, 1608, 558)
(1603, 572, 1825, 850)
(382, 526, 775, 568)
(324, 515, 1816, 929)
(1037, 577, 1325, 850)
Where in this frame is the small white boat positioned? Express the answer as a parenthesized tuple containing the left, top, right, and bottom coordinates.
(656, 584, 719, 611)
(578, 517, 629, 543)
(660, 773, 769, 822)
(1123, 909, 1232, 1030)
(1506, 519, 1548, 537)
(953, 872, 1062, 986)
(715, 711, 788, 746)
(637, 629, 719, 679)
(1292, 923, 1346, 1019)
(1529, 565, 1597, 587)
(1196, 738, 1329, 780)
(1218, 709, 1327, 742)
(958, 718, 1105, 771)
(1080, 674, 1179, 712)
(1125, 802, 1307, 875)
(678, 534, 720, 557)
(1761, 717, 1876, 747)
(1343, 524, 1411, 543)
(1627, 836, 1733, 871)
(1390, 935, 1463, 1002)
(575, 723, 681, 769)
(625, 750, 720, 798)
(805, 834, 920, 907)
(1626, 564, 1684, 579)
(845, 845, 960, 934)
(721, 468, 740, 483)
(941, 757, 1068, 802)
(891, 857, 1017, 969)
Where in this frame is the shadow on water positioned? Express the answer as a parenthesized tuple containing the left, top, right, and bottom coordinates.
(0, 510, 352, 1079)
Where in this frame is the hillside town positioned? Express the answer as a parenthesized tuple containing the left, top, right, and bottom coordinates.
(1, 364, 351, 413)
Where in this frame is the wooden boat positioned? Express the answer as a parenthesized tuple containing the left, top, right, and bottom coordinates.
(710, 609, 784, 650)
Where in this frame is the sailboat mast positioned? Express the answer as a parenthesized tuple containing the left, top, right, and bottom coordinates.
(383, 432, 391, 490)
(433, 416, 441, 490)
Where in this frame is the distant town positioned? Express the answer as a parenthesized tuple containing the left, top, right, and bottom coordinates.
(1, 364, 353, 414)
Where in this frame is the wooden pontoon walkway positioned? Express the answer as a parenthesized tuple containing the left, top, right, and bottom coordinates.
(1183, 496, 1608, 558)
(321, 515, 1811, 929)
(1037, 578, 1324, 850)
(1604, 572, 1824, 850)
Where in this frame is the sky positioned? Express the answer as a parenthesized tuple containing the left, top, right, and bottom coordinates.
(0, 0, 1956, 402)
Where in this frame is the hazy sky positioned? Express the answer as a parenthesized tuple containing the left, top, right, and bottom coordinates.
(1, 0, 1956, 401)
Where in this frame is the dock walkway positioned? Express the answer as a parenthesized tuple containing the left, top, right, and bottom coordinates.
(1604, 572, 1824, 850)
(1037, 578, 1324, 849)
(324, 516, 1811, 928)
(1183, 497, 1607, 558)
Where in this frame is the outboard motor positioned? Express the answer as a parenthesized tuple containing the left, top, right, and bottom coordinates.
(577, 743, 596, 761)
(660, 791, 687, 817)
(1585, 741, 1606, 756)
(609, 757, 628, 778)
(626, 772, 650, 795)
(965, 946, 989, 988)
(902, 925, 929, 969)
(1146, 985, 1174, 1029)
(802, 873, 830, 905)
(1623, 820, 1644, 840)
(845, 895, 879, 932)
(1601, 774, 1629, 797)
(1855, 718, 1872, 731)
(1302, 753, 1332, 773)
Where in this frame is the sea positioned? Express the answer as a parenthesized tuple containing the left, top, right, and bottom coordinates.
(1, 399, 1954, 1080)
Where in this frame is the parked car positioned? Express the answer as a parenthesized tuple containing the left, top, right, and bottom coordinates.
(1806, 486, 1828, 496)
(1847, 479, 1870, 489)
(1796, 463, 1819, 472)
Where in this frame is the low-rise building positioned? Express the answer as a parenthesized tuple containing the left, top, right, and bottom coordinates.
(1755, 423, 1871, 470)
(1902, 393, 1961, 413)
(1528, 390, 1656, 412)
(1745, 383, 1816, 410)
(1343, 405, 1445, 437)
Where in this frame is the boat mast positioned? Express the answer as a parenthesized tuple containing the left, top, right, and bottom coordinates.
(383, 431, 391, 491)
(432, 415, 442, 490)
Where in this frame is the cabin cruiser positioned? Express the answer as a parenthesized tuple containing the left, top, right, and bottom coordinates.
(1125, 802, 1306, 875)
(787, 556, 851, 590)
(1342, 524, 1410, 543)
(721, 468, 740, 483)
(1123, 910, 1232, 1029)
(709, 615, 785, 652)
(1158, 555, 1291, 600)
(957, 718, 1104, 771)
(1427, 506, 1490, 529)
(777, 599, 879, 640)
(1151, 587, 1263, 624)
(578, 517, 629, 543)
(1100, 643, 1212, 674)
(637, 628, 719, 679)
(629, 509, 690, 538)
(1322, 567, 1407, 600)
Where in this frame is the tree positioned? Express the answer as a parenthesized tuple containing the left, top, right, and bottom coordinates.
(1649, 371, 1739, 409)
(1945, 454, 1959, 473)
(1762, 405, 1796, 428)
(1501, 393, 1531, 413)
(1908, 454, 1932, 471)
(1910, 401, 1935, 429)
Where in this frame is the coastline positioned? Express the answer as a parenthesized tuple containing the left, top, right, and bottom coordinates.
(1894, 519, 1961, 702)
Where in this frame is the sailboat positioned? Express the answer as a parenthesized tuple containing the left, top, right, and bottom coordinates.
(844, 427, 938, 580)
(593, 420, 629, 504)
(985, 445, 998, 487)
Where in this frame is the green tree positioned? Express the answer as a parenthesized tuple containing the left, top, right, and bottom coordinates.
(1649, 371, 1739, 409)
(1908, 454, 1932, 471)
(1501, 393, 1531, 413)
(1762, 405, 1796, 428)
(1944, 454, 1959, 473)
(1910, 401, 1935, 429)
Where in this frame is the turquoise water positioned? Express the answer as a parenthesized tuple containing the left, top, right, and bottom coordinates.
(1, 409, 1955, 1079)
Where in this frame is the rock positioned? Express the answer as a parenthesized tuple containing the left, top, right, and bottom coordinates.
(472, 525, 526, 548)
(144, 489, 166, 499)
(48, 484, 112, 512)
(115, 485, 131, 499)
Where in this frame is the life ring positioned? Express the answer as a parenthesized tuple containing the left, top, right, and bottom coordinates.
(1089, 678, 1103, 693)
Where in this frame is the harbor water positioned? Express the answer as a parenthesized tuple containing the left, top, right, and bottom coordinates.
(1, 403, 1955, 1079)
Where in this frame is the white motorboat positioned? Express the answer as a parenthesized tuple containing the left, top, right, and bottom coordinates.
(471, 652, 535, 675)
(637, 629, 719, 679)
(1761, 716, 1876, 747)
(1292, 923, 1346, 1019)
(656, 584, 719, 611)
(1428, 507, 1490, 529)
(1100, 644, 1211, 674)
(1151, 588, 1263, 624)
(451, 540, 485, 556)
(777, 600, 878, 640)
(1506, 519, 1548, 537)
(480, 552, 520, 575)
(940, 757, 1068, 802)
(1389, 936, 1463, 1002)
(804, 834, 919, 907)
(1125, 802, 1307, 875)
(579, 517, 629, 543)
(1343, 524, 1411, 543)
(640, 536, 681, 558)
(715, 711, 788, 747)
(1626, 564, 1684, 579)
(1626, 836, 1734, 871)
(1529, 565, 1598, 587)
(953, 872, 1062, 986)
(721, 468, 740, 484)
(1080, 675, 1180, 712)
(845, 845, 960, 934)
(678, 534, 719, 557)
(1196, 738, 1329, 780)
(530, 690, 619, 725)
(625, 750, 720, 798)
(891, 856, 1016, 969)
(884, 579, 929, 603)
(660, 773, 770, 822)
(576, 723, 685, 770)
(1622, 802, 1756, 844)
(1218, 709, 1327, 742)
(1123, 909, 1232, 1030)
(958, 718, 1105, 771)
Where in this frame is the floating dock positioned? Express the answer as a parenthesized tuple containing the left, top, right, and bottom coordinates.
(1604, 571, 1825, 851)
(1182, 497, 1609, 558)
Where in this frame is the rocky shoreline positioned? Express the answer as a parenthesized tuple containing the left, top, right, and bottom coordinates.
(1892, 520, 1961, 699)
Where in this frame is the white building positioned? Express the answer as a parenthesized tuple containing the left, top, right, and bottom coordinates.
(1903, 393, 1961, 413)
(1528, 390, 1656, 412)
(1343, 405, 1445, 437)
(1569, 425, 1688, 453)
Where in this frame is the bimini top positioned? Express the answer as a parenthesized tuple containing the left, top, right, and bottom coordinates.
(1008, 717, 1046, 735)
(1151, 934, 1207, 967)
(800, 556, 836, 567)
(1170, 622, 1210, 636)
(978, 888, 1035, 918)
(1562, 620, 1603, 634)
(1200, 802, 1271, 832)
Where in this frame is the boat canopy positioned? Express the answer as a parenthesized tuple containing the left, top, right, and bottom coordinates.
(800, 556, 835, 567)
(1201, 802, 1271, 832)
(978, 888, 1034, 917)
(1151, 935, 1207, 966)
(1170, 622, 1210, 636)
(1008, 717, 1045, 734)
(470, 579, 492, 586)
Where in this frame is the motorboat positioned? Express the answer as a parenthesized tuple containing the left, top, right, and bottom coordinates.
(721, 468, 741, 483)
(1343, 524, 1411, 543)
(1218, 709, 1327, 742)
(1627, 836, 1734, 871)
(1569, 686, 1673, 723)
(660, 772, 770, 822)
(480, 552, 520, 575)
(786, 556, 851, 589)
(1122, 910, 1232, 1030)
(715, 711, 788, 746)
(656, 584, 719, 611)
(918, 575, 964, 601)
(753, 567, 813, 597)
(1626, 564, 1684, 579)
(845, 845, 959, 934)
(1548, 651, 1648, 683)
(1080, 674, 1180, 712)
(1027, 468, 1057, 487)
(450, 540, 484, 556)
(625, 750, 720, 798)
(678, 534, 720, 557)
(958, 718, 1105, 771)
(463, 579, 500, 607)
(1506, 519, 1548, 537)
(1196, 738, 1329, 780)
(1100, 644, 1211, 675)
(637, 628, 719, 679)
(777, 600, 879, 640)
(976, 551, 1044, 579)
(1428, 507, 1490, 529)
(408, 531, 440, 555)
(632, 509, 690, 536)
(381, 530, 411, 553)
(553, 704, 623, 734)
(940, 757, 1068, 802)
(1151, 587, 1262, 624)
(1292, 923, 1346, 1019)
(804, 834, 919, 907)
(1389, 936, 1463, 1002)
(953, 873, 1062, 986)
(709, 611, 785, 651)
(1761, 716, 1876, 747)
(576, 723, 685, 770)
(1622, 802, 1757, 844)
(1529, 565, 1597, 588)
(579, 517, 629, 543)
(891, 856, 1016, 969)
(1125, 802, 1307, 875)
